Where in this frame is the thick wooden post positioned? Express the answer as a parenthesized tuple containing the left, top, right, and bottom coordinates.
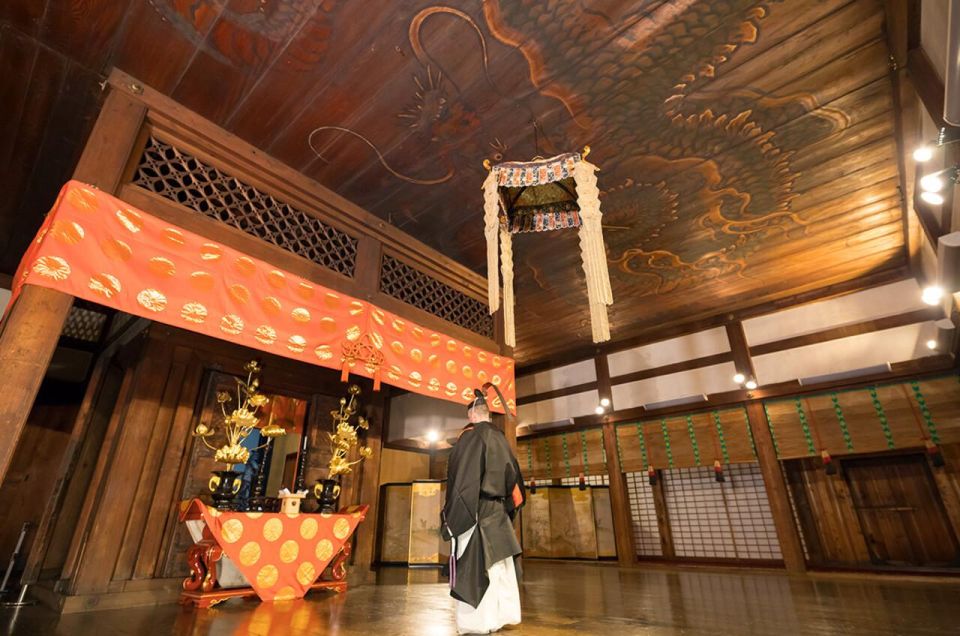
(650, 470, 676, 558)
(350, 390, 387, 581)
(745, 402, 807, 573)
(601, 424, 637, 566)
(0, 286, 73, 484)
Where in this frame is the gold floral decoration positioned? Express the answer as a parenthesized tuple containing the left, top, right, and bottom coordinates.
(327, 385, 372, 478)
(193, 360, 286, 469)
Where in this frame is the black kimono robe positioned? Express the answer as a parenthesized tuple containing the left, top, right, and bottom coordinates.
(441, 420, 526, 608)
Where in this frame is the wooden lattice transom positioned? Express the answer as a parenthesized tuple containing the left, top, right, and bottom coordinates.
(379, 254, 493, 338)
(132, 137, 358, 277)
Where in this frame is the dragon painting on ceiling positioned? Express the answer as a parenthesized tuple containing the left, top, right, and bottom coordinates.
(143, 0, 895, 356)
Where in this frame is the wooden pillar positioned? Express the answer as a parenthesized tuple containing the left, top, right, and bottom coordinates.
(650, 470, 676, 558)
(493, 306, 517, 452)
(0, 286, 73, 485)
(351, 390, 387, 580)
(601, 422, 637, 566)
(745, 402, 807, 573)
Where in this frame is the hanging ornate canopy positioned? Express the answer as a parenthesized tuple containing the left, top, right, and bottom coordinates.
(482, 148, 613, 347)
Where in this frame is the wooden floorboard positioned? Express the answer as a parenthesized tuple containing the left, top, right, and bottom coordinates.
(4, 561, 959, 634)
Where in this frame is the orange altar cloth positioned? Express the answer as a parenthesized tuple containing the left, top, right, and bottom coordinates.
(11, 181, 515, 412)
(178, 499, 367, 602)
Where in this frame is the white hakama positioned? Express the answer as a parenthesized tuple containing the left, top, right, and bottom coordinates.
(454, 525, 521, 634)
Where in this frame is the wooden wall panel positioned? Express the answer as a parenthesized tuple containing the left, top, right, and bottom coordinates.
(379, 484, 412, 563)
(407, 481, 446, 565)
(931, 443, 960, 540)
(547, 488, 598, 559)
(520, 490, 551, 558)
(592, 488, 617, 558)
(517, 428, 607, 481)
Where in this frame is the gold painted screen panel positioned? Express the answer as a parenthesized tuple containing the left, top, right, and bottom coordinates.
(521, 490, 552, 557)
(380, 484, 412, 563)
(408, 480, 447, 564)
(592, 488, 617, 558)
(548, 487, 598, 559)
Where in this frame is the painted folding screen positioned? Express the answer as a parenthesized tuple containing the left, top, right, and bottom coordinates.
(763, 375, 960, 459)
(615, 408, 757, 473)
(516, 428, 606, 481)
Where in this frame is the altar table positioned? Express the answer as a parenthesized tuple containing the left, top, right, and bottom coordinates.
(178, 499, 368, 607)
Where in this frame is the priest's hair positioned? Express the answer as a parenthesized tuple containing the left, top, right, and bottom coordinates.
(468, 402, 490, 422)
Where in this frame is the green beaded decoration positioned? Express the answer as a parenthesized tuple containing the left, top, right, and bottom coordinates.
(869, 387, 895, 449)
(743, 408, 758, 459)
(525, 440, 534, 473)
(910, 381, 941, 444)
(660, 419, 674, 469)
(580, 430, 590, 473)
(635, 423, 649, 470)
(615, 425, 624, 466)
(685, 415, 701, 466)
(561, 433, 571, 477)
(794, 398, 817, 455)
(830, 393, 854, 451)
(763, 403, 781, 458)
(544, 437, 552, 476)
(712, 410, 730, 464)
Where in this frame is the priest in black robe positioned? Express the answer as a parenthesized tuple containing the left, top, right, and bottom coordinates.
(442, 387, 525, 634)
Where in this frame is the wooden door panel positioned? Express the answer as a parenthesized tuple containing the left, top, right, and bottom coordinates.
(844, 455, 960, 567)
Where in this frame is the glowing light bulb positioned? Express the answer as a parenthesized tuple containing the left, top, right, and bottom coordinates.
(733, 372, 746, 384)
(594, 405, 605, 415)
(926, 339, 938, 350)
(745, 379, 758, 390)
(920, 173, 945, 192)
(600, 397, 610, 407)
(426, 430, 439, 443)
(921, 191, 945, 206)
(913, 146, 934, 162)
(921, 285, 944, 306)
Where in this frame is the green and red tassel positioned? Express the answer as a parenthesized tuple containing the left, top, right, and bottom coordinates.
(578, 472, 587, 491)
(713, 459, 725, 483)
(821, 449, 837, 475)
(647, 466, 657, 486)
(926, 441, 946, 468)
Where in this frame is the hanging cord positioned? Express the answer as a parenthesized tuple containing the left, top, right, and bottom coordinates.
(803, 397, 836, 474)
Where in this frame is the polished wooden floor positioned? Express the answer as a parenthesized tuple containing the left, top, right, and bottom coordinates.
(3, 562, 960, 635)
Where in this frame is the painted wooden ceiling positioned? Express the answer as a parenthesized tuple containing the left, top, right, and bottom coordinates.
(1, 1, 907, 364)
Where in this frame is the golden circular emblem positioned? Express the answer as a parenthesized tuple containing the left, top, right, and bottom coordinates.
(315, 539, 334, 562)
(89, 273, 121, 299)
(233, 256, 256, 277)
(163, 227, 185, 246)
(229, 284, 251, 305)
(296, 282, 314, 300)
(287, 335, 307, 354)
(220, 314, 244, 336)
(67, 187, 98, 211)
(492, 356, 502, 368)
(445, 382, 458, 397)
(314, 345, 333, 361)
(274, 586, 297, 601)
(255, 325, 277, 345)
(291, 307, 311, 323)
(51, 220, 85, 245)
(428, 378, 440, 392)
(346, 325, 361, 341)
(238, 541, 261, 566)
(100, 238, 132, 261)
(200, 243, 223, 261)
(477, 351, 488, 364)
(148, 256, 176, 278)
(299, 518, 318, 540)
(136, 289, 168, 312)
(333, 518, 351, 540)
(186, 271, 213, 293)
(296, 561, 316, 586)
(391, 318, 405, 333)
(391, 341, 404, 355)
(220, 519, 244, 544)
(319, 317, 337, 333)
(33, 256, 71, 281)
(462, 366, 473, 379)
(263, 518, 284, 542)
(445, 360, 457, 374)
(408, 371, 423, 388)
(256, 564, 279, 588)
(115, 208, 143, 233)
(279, 539, 300, 564)
(323, 292, 340, 309)
(262, 296, 282, 315)
(245, 512, 264, 519)
(371, 309, 385, 325)
(267, 270, 286, 288)
(349, 301, 364, 316)
(180, 302, 208, 324)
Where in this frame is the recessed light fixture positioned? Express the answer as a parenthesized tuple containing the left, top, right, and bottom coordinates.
(921, 191, 945, 206)
(600, 397, 610, 407)
(594, 405, 605, 415)
(733, 372, 746, 384)
(426, 430, 439, 443)
(926, 339, 938, 350)
(922, 285, 944, 306)
(920, 173, 946, 193)
(913, 146, 934, 162)
(744, 379, 758, 390)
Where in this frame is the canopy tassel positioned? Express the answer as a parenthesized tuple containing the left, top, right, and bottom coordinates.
(500, 225, 516, 348)
(482, 170, 501, 313)
(573, 160, 612, 342)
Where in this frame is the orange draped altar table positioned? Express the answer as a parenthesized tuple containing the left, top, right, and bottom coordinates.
(178, 499, 368, 607)
(10, 180, 516, 412)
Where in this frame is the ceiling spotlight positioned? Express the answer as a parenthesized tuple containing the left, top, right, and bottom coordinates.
(600, 397, 610, 407)
(744, 379, 758, 390)
(426, 430, 439, 443)
(594, 405, 605, 415)
(921, 285, 944, 306)
(913, 146, 934, 162)
(926, 339, 938, 350)
(920, 173, 945, 193)
(921, 191, 945, 206)
(733, 372, 746, 384)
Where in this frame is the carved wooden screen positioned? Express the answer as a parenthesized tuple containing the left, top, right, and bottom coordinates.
(379, 253, 494, 338)
(132, 136, 359, 277)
